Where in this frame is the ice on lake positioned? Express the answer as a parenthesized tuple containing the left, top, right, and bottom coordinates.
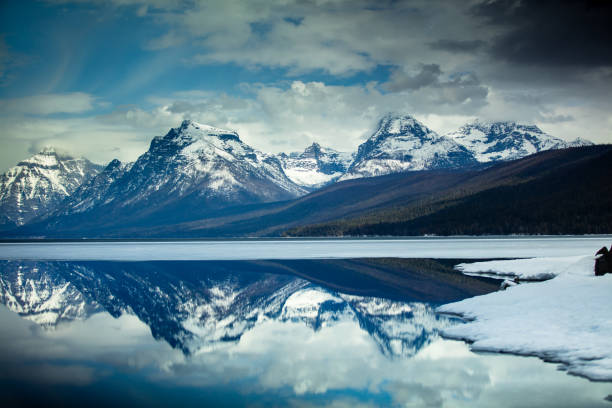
(1, 236, 611, 261)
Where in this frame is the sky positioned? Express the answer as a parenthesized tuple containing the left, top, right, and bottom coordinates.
(0, 0, 611, 171)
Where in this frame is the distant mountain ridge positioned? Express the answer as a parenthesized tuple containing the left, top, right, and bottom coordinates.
(277, 142, 353, 188)
(446, 120, 593, 163)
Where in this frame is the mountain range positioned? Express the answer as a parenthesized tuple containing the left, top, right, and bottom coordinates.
(0, 114, 603, 238)
(40, 120, 306, 227)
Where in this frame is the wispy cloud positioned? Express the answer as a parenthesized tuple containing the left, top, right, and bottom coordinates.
(0, 92, 97, 115)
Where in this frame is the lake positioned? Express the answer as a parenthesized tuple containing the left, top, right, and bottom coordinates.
(0, 238, 611, 407)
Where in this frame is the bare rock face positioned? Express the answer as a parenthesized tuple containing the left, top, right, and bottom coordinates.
(595, 245, 612, 276)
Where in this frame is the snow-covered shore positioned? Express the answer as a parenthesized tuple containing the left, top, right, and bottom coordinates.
(454, 256, 587, 281)
(438, 255, 612, 381)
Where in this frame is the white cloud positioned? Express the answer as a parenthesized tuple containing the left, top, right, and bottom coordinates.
(1, 78, 610, 174)
(107, 0, 483, 76)
(103, 80, 612, 158)
(2, 304, 607, 407)
(23, 0, 610, 170)
(0, 115, 154, 171)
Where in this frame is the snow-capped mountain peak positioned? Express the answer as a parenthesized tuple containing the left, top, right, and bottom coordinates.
(140, 120, 306, 198)
(446, 120, 589, 163)
(18, 147, 67, 169)
(277, 143, 353, 189)
(167, 120, 241, 144)
(0, 148, 102, 229)
(373, 113, 430, 138)
(300, 142, 323, 159)
(340, 113, 477, 181)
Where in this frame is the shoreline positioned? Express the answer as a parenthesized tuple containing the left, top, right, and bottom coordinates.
(437, 255, 612, 382)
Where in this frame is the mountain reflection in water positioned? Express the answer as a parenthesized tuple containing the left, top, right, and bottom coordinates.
(0, 259, 485, 356)
(0, 259, 609, 408)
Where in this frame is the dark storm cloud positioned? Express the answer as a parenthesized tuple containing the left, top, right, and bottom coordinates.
(428, 39, 485, 53)
(383, 65, 489, 113)
(442, 72, 489, 103)
(472, 0, 612, 67)
(384, 64, 442, 92)
(384, 65, 488, 108)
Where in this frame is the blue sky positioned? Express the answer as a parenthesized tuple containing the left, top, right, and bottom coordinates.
(0, 0, 610, 170)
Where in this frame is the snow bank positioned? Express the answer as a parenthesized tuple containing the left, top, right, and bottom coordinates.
(455, 256, 587, 280)
(438, 256, 612, 381)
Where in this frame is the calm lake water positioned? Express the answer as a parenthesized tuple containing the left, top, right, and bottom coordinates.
(0, 240, 611, 407)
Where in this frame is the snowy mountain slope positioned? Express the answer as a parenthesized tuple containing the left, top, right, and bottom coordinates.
(0, 260, 456, 357)
(446, 121, 594, 163)
(52, 158, 134, 215)
(277, 143, 353, 188)
(40, 120, 308, 226)
(567, 137, 594, 148)
(115, 120, 307, 204)
(341, 114, 478, 181)
(0, 148, 101, 229)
